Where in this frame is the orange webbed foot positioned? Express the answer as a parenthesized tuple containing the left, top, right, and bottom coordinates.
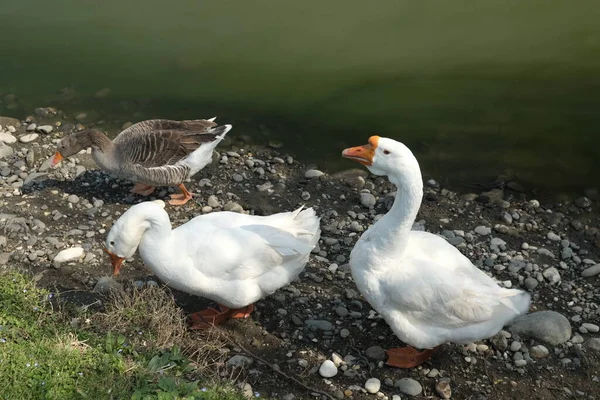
(189, 304, 254, 330)
(131, 183, 156, 196)
(385, 346, 439, 368)
(168, 184, 193, 205)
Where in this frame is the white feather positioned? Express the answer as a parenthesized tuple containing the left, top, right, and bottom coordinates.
(105, 201, 321, 309)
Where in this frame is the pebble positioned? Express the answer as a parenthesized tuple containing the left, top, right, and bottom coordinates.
(365, 346, 386, 361)
(436, 378, 452, 399)
(318, 360, 337, 378)
(547, 232, 561, 241)
(581, 264, 600, 277)
(331, 353, 343, 367)
(395, 378, 422, 396)
(524, 277, 539, 290)
(0, 142, 13, 159)
(19, 133, 39, 143)
(510, 341, 522, 352)
(348, 221, 363, 232)
(543, 267, 561, 284)
(232, 173, 243, 182)
(37, 125, 53, 134)
(571, 334, 584, 344)
(223, 201, 243, 213)
(0, 253, 9, 266)
(227, 355, 254, 368)
(67, 194, 80, 204)
(508, 311, 571, 345)
(364, 378, 381, 394)
(584, 338, 600, 352)
(500, 212, 513, 224)
(581, 323, 599, 333)
(474, 226, 491, 235)
(305, 169, 324, 179)
(491, 332, 508, 351)
(92, 277, 123, 293)
(132, 281, 145, 289)
(530, 345, 549, 358)
(360, 192, 376, 208)
(207, 195, 220, 208)
(53, 247, 85, 266)
(574, 197, 592, 208)
(335, 306, 349, 317)
(340, 329, 350, 338)
(305, 320, 333, 331)
(0, 132, 17, 144)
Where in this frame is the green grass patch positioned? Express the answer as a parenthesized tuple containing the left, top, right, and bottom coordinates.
(0, 272, 245, 400)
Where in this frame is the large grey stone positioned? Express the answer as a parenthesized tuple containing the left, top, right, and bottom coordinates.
(508, 311, 571, 345)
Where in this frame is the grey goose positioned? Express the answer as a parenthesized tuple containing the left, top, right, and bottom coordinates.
(50, 118, 232, 205)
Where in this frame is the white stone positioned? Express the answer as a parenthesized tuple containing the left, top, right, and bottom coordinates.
(37, 125, 53, 134)
(53, 247, 85, 266)
(543, 267, 561, 284)
(0, 132, 17, 144)
(19, 133, 39, 143)
(331, 352, 343, 367)
(582, 323, 599, 333)
(305, 169, 324, 179)
(0, 142, 13, 159)
(571, 334, 584, 344)
(318, 360, 338, 377)
(547, 232, 561, 241)
(360, 192, 376, 208)
(530, 345, 549, 358)
(365, 378, 381, 394)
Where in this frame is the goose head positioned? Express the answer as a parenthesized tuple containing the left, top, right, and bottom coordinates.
(50, 129, 100, 167)
(342, 136, 420, 180)
(104, 200, 166, 275)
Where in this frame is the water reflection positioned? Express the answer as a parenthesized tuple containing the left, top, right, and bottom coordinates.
(1, 0, 599, 195)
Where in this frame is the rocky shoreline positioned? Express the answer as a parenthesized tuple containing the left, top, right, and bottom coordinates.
(1, 109, 599, 400)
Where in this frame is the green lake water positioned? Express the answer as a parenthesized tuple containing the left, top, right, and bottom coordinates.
(1, 1, 599, 196)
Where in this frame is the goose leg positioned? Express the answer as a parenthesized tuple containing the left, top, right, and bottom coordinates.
(189, 303, 255, 330)
(385, 346, 440, 368)
(168, 183, 194, 205)
(130, 183, 156, 196)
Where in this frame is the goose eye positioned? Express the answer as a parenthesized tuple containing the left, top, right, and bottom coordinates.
(383, 149, 391, 155)
(110, 241, 115, 246)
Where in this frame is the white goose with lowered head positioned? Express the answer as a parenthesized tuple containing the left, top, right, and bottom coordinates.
(104, 200, 321, 329)
(342, 136, 530, 368)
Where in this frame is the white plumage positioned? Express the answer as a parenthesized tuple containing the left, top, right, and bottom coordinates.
(343, 136, 530, 357)
(105, 201, 321, 309)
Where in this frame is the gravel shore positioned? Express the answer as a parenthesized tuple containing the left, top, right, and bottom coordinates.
(1, 110, 599, 399)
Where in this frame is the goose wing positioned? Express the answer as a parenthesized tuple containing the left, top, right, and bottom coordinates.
(114, 119, 220, 167)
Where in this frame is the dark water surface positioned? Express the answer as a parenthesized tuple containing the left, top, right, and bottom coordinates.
(1, 1, 599, 196)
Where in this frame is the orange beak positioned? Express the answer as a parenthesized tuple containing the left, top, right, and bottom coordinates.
(342, 136, 380, 166)
(104, 247, 125, 276)
(50, 152, 63, 167)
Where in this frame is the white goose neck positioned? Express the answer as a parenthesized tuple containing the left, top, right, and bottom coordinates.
(371, 167, 423, 256)
(137, 211, 174, 262)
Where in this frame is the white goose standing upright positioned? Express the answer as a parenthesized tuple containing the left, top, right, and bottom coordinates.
(342, 136, 530, 368)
